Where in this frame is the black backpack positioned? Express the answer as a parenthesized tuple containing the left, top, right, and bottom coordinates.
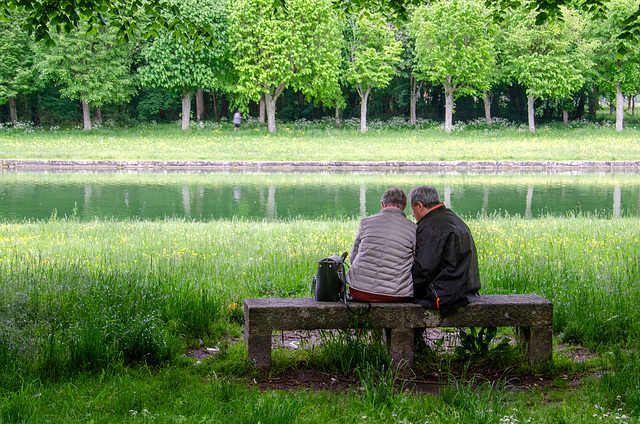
(312, 252, 347, 301)
(312, 252, 371, 315)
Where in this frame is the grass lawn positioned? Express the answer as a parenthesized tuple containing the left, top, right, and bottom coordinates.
(1, 216, 639, 423)
(1, 116, 640, 162)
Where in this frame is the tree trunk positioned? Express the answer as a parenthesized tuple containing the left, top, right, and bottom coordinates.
(444, 85, 454, 133)
(259, 96, 266, 123)
(82, 100, 91, 131)
(265, 92, 277, 134)
(527, 94, 536, 133)
(563, 110, 569, 125)
(196, 89, 204, 121)
(181, 91, 191, 131)
(360, 87, 370, 134)
(335, 105, 341, 129)
(410, 76, 418, 125)
(632, 96, 635, 116)
(95, 106, 102, 124)
(616, 83, 624, 132)
(211, 91, 218, 122)
(483, 90, 492, 127)
(9, 96, 17, 123)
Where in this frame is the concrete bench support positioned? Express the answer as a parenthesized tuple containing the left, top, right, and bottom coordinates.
(244, 294, 552, 370)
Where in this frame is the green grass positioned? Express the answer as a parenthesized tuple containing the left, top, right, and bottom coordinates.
(1, 215, 639, 422)
(2, 116, 640, 162)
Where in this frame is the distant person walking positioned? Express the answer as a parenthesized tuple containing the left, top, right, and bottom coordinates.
(233, 109, 242, 131)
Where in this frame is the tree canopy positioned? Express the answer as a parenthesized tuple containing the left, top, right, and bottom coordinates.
(0, 11, 36, 123)
(35, 20, 136, 130)
(138, 0, 231, 131)
(1, 0, 638, 57)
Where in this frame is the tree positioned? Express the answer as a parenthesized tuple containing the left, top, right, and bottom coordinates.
(410, 0, 496, 133)
(0, 12, 36, 123)
(229, 0, 343, 134)
(498, 6, 591, 132)
(138, 0, 230, 131)
(344, 13, 402, 133)
(395, 22, 425, 125)
(34, 21, 136, 130)
(588, 0, 640, 131)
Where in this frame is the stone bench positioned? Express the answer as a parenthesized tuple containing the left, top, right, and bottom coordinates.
(244, 294, 553, 369)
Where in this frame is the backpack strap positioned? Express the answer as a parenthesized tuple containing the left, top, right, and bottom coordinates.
(338, 252, 371, 316)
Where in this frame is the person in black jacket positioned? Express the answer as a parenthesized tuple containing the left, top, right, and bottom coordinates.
(409, 185, 481, 310)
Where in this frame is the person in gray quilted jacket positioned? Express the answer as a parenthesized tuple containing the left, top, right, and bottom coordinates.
(345, 187, 417, 302)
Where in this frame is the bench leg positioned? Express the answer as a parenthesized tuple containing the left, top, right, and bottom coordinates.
(528, 325, 552, 364)
(246, 331, 272, 369)
(384, 328, 415, 369)
(517, 326, 552, 365)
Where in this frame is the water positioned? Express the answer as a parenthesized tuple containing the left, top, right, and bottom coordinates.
(1, 169, 639, 221)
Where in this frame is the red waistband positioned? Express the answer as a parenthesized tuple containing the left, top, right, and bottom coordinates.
(349, 287, 412, 303)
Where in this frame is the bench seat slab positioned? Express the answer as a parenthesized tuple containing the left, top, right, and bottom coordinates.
(244, 295, 553, 369)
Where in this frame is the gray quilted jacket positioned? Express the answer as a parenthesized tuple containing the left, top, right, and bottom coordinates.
(345, 207, 417, 298)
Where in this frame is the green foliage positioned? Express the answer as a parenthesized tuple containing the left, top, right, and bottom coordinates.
(134, 87, 180, 122)
(1, 0, 214, 51)
(456, 326, 510, 357)
(598, 348, 640, 414)
(410, 0, 496, 97)
(310, 318, 392, 375)
(0, 12, 36, 106)
(34, 21, 137, 109)
(439, 376, 513, 423)
(588, 0, 640, 96)
(139, 0, 230, 95)
(357, 362, 402, 410)
(344, 13, 403, 93)
(498, 5, 591, 102)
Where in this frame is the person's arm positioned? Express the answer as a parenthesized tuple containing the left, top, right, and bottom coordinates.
(427, 231, 474, 308)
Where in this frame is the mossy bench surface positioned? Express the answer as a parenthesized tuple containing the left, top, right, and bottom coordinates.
(244, 294, 553, 369)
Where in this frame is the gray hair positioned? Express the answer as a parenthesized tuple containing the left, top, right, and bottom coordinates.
(381, 187, 407, 208)
(410, 185, 441, 208)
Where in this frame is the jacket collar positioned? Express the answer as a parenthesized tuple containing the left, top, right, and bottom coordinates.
(381, 205, 407, 217)
(416, 203, 446, 224)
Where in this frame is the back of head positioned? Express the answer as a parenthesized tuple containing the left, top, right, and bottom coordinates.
(381, 187, 407, 208)
(410, 185, 441, 208)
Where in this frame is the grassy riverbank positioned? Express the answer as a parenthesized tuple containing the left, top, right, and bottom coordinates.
(2, 117, 640, 162)
(1, 216, 639, 422)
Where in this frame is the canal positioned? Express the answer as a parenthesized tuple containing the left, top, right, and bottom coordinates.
(1, 168, 639, 221)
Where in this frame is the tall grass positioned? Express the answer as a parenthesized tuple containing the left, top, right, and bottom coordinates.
(0, 215, 639, 414)
(2, 117, 640, 161)
(472, 215, 640, 349)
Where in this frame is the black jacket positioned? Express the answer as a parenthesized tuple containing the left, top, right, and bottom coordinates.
(412, 205, 481, 309)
